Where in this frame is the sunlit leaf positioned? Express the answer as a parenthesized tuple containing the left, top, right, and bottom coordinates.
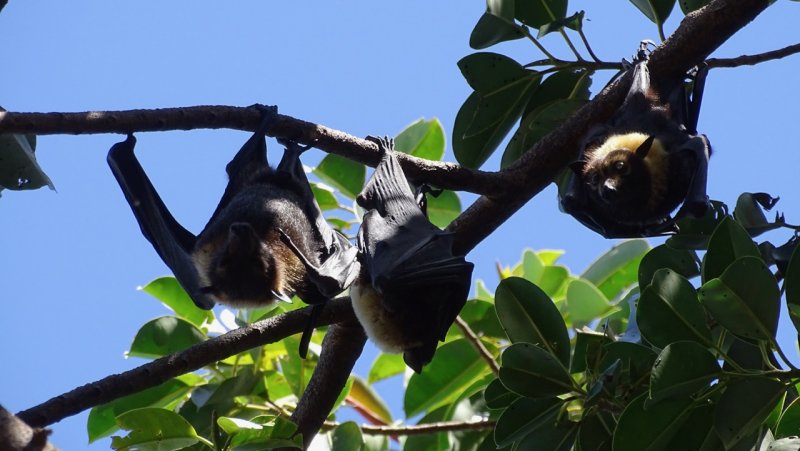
(140, 277, 214, 327)
(313, 154, 365, 199)
(425, 190, 461, 229)
(394, 118, 446, 161)
(111, 408, 206, 450)
(581, 239, 650, 299)
(332, 421, 364, 451)
(128, 316, 206, 359)
(348, 376, 392, 424)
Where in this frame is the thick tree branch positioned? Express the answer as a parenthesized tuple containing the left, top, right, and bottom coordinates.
(288, 320, 367, 450)
(447, 0, 771, 254)
(17, 298, 356, 428)
(0, 108, 505, 197)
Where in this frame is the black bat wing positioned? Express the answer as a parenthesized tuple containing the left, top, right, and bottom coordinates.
(107, 135, 216, 310)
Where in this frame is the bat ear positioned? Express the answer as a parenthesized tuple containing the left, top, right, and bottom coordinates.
(569, 161, 586, 174)
(635, 135, 656, 158)
(227, 223, 260, 254)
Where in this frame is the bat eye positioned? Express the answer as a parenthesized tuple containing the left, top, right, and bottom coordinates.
(587, 172, 600, 186)
(613, 160, 629, 175)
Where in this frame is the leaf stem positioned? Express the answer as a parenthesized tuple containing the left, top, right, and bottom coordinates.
(455, 316, 500, 376)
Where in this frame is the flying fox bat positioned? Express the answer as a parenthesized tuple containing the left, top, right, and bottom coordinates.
(346, 137, 474, 373)
(560, 44, 712, 238)
(107, 105, 357, 356)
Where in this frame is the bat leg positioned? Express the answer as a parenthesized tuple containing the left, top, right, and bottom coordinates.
(298, 304, 323, 359)
(676, 135, 711, 218)
(686, 63, 709, 134)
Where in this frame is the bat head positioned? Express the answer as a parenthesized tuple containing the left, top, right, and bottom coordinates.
(201, 222, 284, 307)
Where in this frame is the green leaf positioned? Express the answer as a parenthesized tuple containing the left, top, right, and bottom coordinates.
(570, 329, 612, 374)
(425, 190, 461, 229)
(458, 52, 531, 93)
(469, 12, 524, 50)
(128, 316, 206, 359)
(733, 192, 782, 237)
(111, 408, 207, 450)
(612, 392, 694, 451)
(140, 277, 214, 327)
(638, 245, 700, 288)
(0, 132, 54, 192)
(514, 419, 578, 451)
(565, 278, 614, 325)
(310, 182, 340, 211)
(495, 277, 570, 366)
(453, 70, 540, 169)
(702, 216, 761, 283)
(88, 374, 203, 442)
(332, 422, 364, 451)
(537, 11, 585, 38)
(776, 397, 800, 438)
(516, 0, 568, 28)
(714, 377, 786, 449)
(577, 412, 614, 451)
(313, 154, 365, 199)
(349, 376, 392, 424)
(494, 397, 564, 447)
(637, 269, 711, 348)
(668, 201, 728, 250)
(649, 341, 720, 405)
(456, 299, 506, 339)
(499, 343, 574, 398)
(281, 336, 316, 397)
(699, 256, 780, 341)
(679, 0, 712, 14)
(629, 0, 676, 25)
(405, 339, 494, 417)
(581, 239, 650, 299)
(403, 406, 450, 451)
(664, 400, 720, 451)
(367, 352, 405, 384)
(785, 244, 800, 334)
(484, 377, 520, 409)
(394, 118, 446, 161)
(598, 342, 658, 384)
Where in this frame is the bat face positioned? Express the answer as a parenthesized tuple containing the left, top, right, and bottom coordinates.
(352, 137, 474, 373)
(560, 49, 711, 238)
(108, 106, 356, 321)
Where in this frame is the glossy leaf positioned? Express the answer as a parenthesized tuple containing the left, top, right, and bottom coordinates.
(495, 277, 570, 366)
(313, 154, 365, 199)
(514, 419, 578, 451)
(733, 192, 782, 237)
(348, 376, 392, 424)
(776, 397, 800, 438)
(668, 201, 728, 250)
(111, 408, 206, 450)
(664, 400, 720, 451)
(565, 278, 614, 325)
(785, 244, 800, 334)
(702, 216, 761, 283)
(699, 256, 780, 341)
(367, 352, 405, 384)
(332, 422, 364, 451)
(638, 245, 699, 288)
(577, 412, 614, 451)
(469, 12, 524, 49)
(637, 269, 711, 348)
(598, 342, 657, 383)
(581, 239, 650, 299)
(516, 0, 568, 27)
(570, 329, 612, 374)
(499, 343, 574, 397)
(714, 377, 786, 449)
(394, 118, 446, 161)
(405, 339, 492, 417)
(425, 190, 461, 229)
(613, 392, 694, 451)
(537, 11, 584, 38)
(458, 52, 530, 93)
(494, 396, 563, 447)
(679, 0, 711, 13)
(484, 378, 520, 409)
(649, 341, 720, 404)
(403, 406, 450, 451)
(140, 277, 214, 327)
(310, 182, 339, 211)
(629, 0, 676, 25)
(128, 316, 206, 359)
(88, 374, 203, 442)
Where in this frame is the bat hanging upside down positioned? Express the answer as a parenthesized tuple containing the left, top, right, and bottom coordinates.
(560, 43, 712, 238)
(107, 105, 358, 356)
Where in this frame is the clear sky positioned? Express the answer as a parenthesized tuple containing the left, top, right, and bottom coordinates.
(1, 1, 799, 449)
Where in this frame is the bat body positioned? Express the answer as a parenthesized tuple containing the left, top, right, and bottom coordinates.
(350, 137, 474, 373)
(560, 47, 711, 238)
(108, 106, 357, 355)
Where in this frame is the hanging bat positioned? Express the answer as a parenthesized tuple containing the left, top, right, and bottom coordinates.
(346, 137, 474, 373)
(107, 105, 358, 356)
(559, 44, 712, 238)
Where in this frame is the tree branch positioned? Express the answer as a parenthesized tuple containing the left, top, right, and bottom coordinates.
(455, 317, 500, 376)
(0, 107, 505, 197)
(16, 297, 356, 428)
(707, 42, 800, 68)
(321, 419, 496, 436)
(447, 0, 771, 255)
(0, 405, 58, 451)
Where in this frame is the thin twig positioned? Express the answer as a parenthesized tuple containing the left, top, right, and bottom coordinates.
(578, 28, 601, 62)
(455, 317, 500, 376)
(707, 43, 800, 68)
(321, 419, 496, 436)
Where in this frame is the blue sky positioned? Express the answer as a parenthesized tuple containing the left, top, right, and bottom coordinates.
(1, 1, 799, 449)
